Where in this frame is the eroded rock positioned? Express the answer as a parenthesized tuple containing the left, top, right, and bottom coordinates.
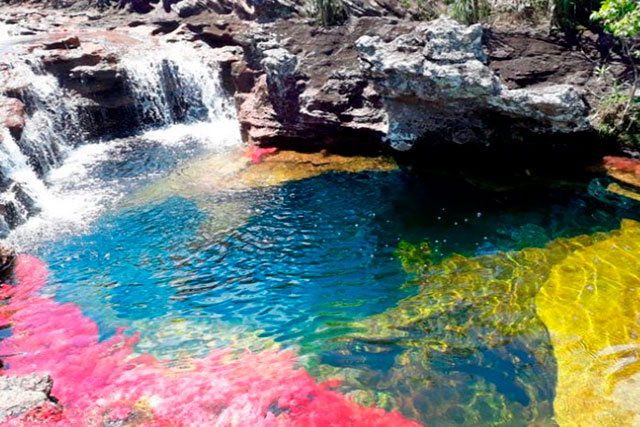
(0, 244, 16, 281)
(0, 375, 62, 422)
(41, 35, 80, 50)
(356, 17, 590, 150)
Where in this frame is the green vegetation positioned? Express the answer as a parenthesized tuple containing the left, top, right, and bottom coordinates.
(591, 0, 640, 147)
(395, 240, 434, 274)
(592, 86, 640, 147)
(553, 0, 602, 30)
(315, 0, 347, 26)
(450, 0, 490, 24)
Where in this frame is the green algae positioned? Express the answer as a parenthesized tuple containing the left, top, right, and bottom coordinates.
(317, 219, 640, 426)
(536, 219, 640, 427)
(317, 228, 620, 425)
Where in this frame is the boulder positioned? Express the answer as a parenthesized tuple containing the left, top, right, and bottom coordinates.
(356, 17, 590, 150)
(0, 375, 62, 422)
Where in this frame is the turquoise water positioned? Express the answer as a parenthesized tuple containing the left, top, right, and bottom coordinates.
(26, 159, 640, 425)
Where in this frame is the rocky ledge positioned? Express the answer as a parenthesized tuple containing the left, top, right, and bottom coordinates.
(0, 2, 627, 161)
(225, 14, 614, 154)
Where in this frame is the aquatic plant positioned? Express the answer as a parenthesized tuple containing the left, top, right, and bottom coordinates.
(395, 240, 434, 275)
(315, 0, 347, 26)
(245, 146, 278, 164)
(0, 255, 419, 426)
(536, 219, 640, 426)
(324, 230, 613, 424)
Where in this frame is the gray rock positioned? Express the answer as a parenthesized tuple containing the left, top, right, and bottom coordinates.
(356, 17, 590, 150)
(0, 374, 61, 421)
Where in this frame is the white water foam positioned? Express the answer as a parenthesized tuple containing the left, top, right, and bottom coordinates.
(0, 23, 10, 41)
(121, 44, 238, 126)
(4, 42, 243, 249)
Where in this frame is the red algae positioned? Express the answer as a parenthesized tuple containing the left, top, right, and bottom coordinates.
(244, 146, 278, 164)
(0, 255, 419, 426)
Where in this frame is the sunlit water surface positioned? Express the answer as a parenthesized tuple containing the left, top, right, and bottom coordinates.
(12, 133, 640, 425)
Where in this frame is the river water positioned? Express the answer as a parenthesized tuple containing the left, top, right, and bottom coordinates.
(2, 27, 640, 426)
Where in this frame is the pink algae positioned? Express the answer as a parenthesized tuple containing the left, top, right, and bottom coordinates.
(244, 146, 278, 164)
(0, 255, 419, 427)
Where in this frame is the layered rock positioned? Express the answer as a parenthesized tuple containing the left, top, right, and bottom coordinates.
(356, 18, 589, 150)
(602, 156, 640, 202)
(0, 4, 608, 158)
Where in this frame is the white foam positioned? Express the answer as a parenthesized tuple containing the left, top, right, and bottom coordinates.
(4, 41, 243, 249)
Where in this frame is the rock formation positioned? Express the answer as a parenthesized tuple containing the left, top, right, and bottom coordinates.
(0, 1, 623, 233)
(0, 375, 62, 422)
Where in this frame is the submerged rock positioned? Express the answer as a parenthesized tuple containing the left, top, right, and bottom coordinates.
(604, 156, 640, 188)
(536, 219, 640, 426)
(0, 374, 62, 422)
(318, 228, 614, 425)
(134, 148, 397, 202)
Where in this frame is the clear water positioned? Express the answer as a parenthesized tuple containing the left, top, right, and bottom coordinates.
(16, 136, 640, 425)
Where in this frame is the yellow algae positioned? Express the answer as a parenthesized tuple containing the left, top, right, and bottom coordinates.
(362, 232, 609, 343)
(607, 182, 640, 203)
(132, 148, 397, 204)
(132, 316, 278, 361)
(321, 231, 615, 425)
(536, 219, 640, 427)
(125, 148, 396, 239)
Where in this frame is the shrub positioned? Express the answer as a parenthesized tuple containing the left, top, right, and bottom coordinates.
(315, 0, 347, 26)
(591, 0, 640, 147)
(554, 0, 602, 30)
(450, 0, 490, 24)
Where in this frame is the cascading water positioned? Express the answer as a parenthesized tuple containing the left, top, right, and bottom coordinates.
(121, 45, 237, 127)
(10, 57, 84, 175)
(1, 42, 241, 245)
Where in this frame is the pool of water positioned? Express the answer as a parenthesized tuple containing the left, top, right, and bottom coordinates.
(14, 141, 639, 425)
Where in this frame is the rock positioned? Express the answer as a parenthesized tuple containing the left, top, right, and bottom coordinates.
(0, 97, 26, 141)
(38, 41, 108, 76)
(175, 0, 423, 20)
(0, 244, 16, 281)
(0, 375, 62, 422)
(356, 17, 590, 150)
(262, 47, 302, 121)
(41, 35, 81, 50)
(175, 0, 233, 17)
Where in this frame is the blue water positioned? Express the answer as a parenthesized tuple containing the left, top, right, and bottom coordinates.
(34, 166, 638, 347)
(26, 155, 640, 425)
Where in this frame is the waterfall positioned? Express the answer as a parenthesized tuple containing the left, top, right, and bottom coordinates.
(0, 127, 48, 231)
(0, 43, 241, 242)
(121, 45, 237, 127)
(10, 57, 84, 176)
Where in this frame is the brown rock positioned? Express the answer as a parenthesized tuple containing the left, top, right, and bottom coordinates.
(0, 97, 26, 141)
(0, 245, 16, 282)
(42, 35, 81, 50)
